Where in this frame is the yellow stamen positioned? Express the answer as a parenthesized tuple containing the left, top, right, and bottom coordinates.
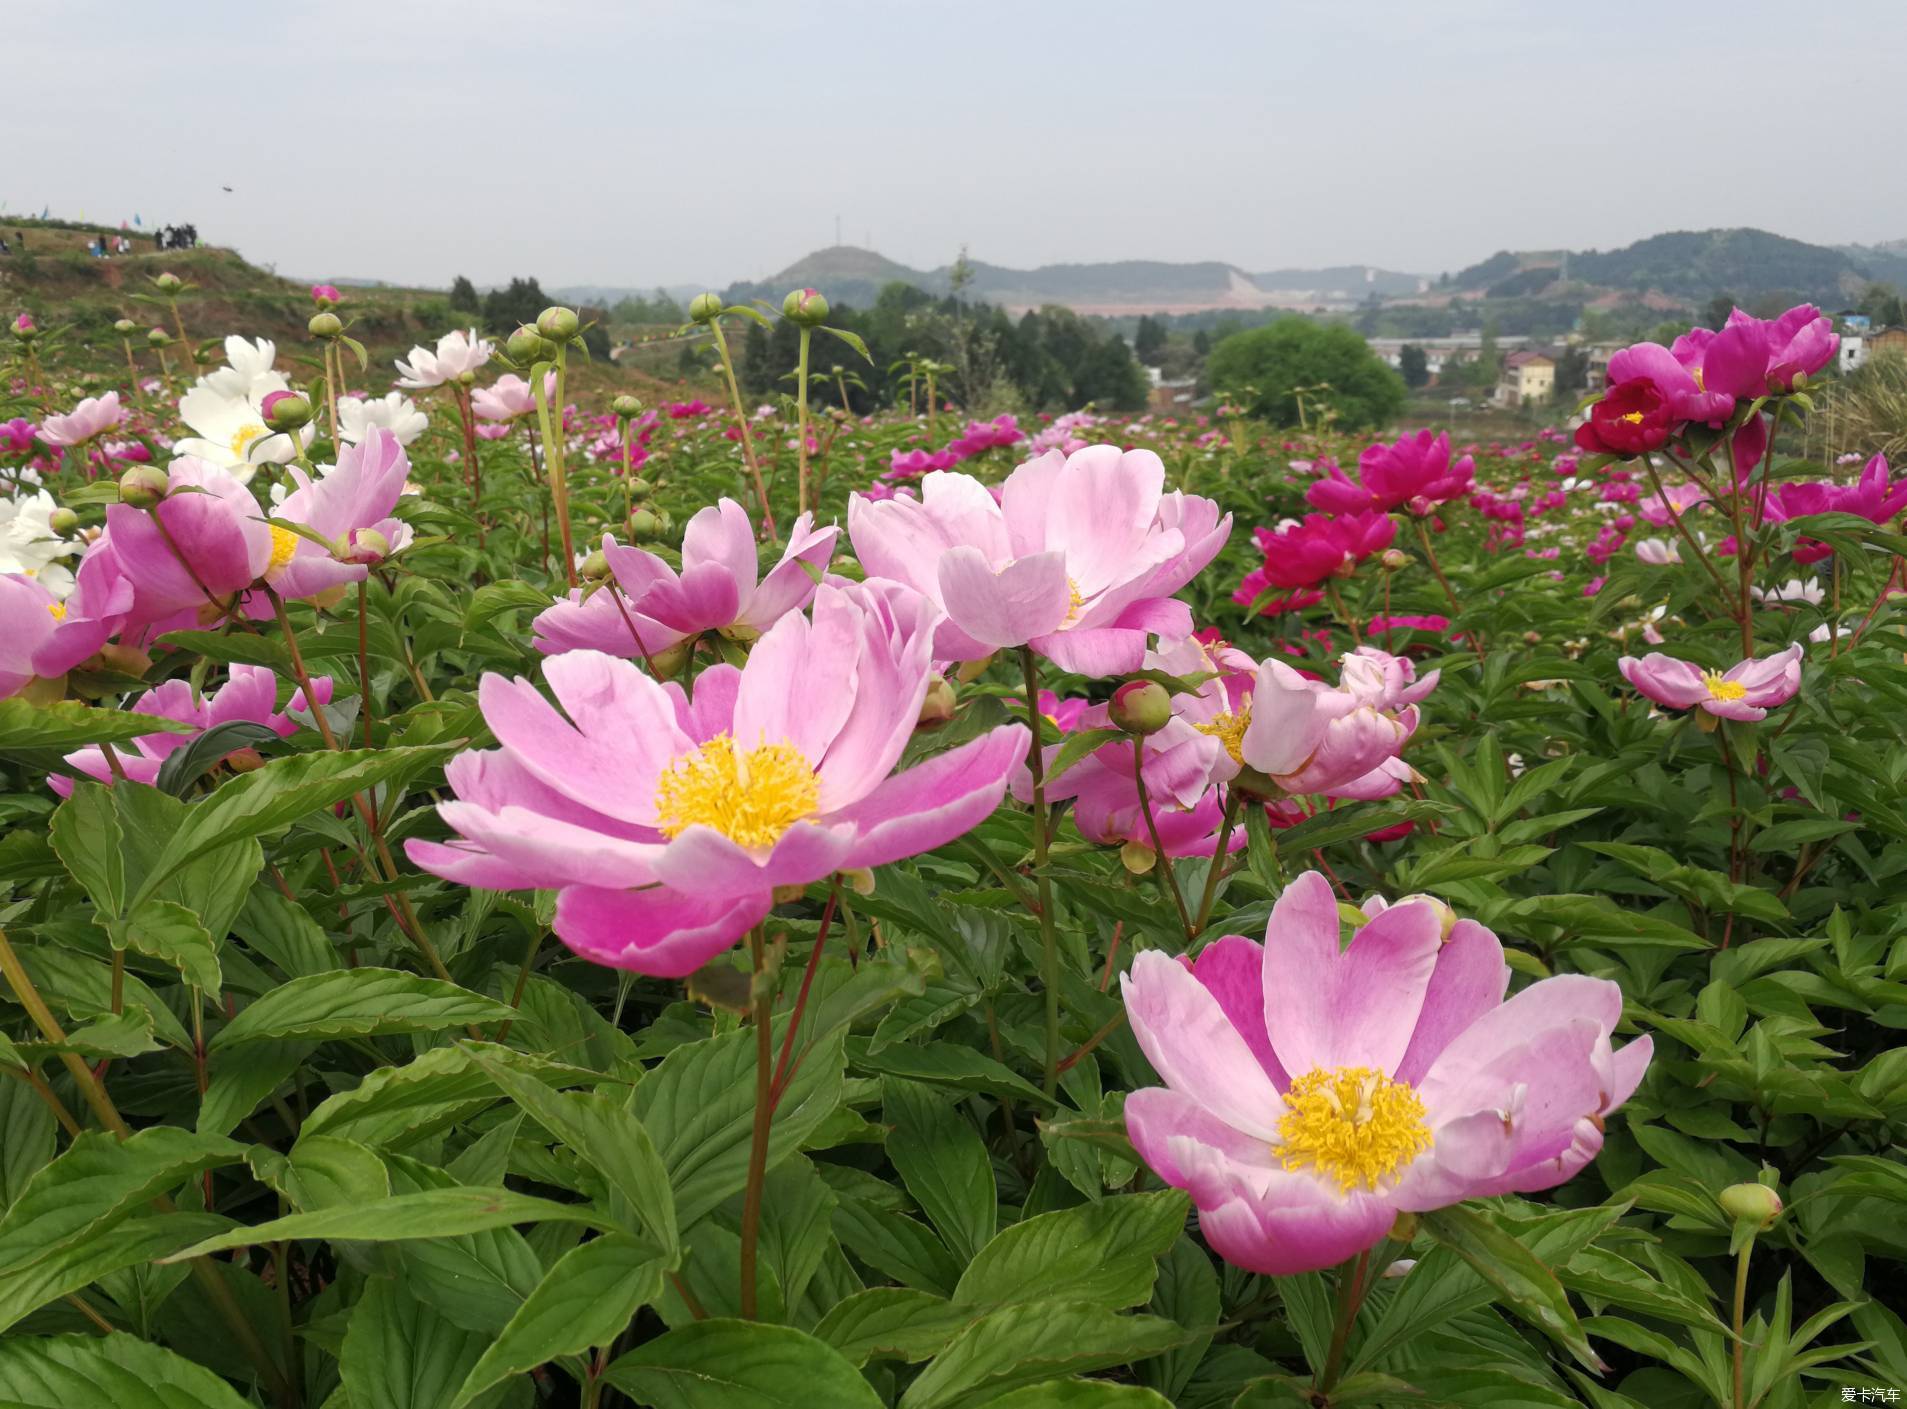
(1195, 707, 1251, 766)
(229, 423, 268, 462)
(1619, 411, 1645, 425)
(1277, 1066, 1432, 1193)
(1703, 671, 1746, 702)
(653, 734, 820, 850)
(46, 602, 66, 621)
(1691, 366, 1706, 392)
(1063, 577, 1085, 627)
(267, 525, 301, 573)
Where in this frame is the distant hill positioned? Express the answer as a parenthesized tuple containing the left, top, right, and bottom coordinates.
(549, 282, 708, 309)
(1451, 228, 1895, 307)
(722, 246, 1424, 315)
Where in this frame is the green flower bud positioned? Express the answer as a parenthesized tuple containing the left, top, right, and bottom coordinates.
(506, 325, 554, 364)
(260, 390, 312, 432)
(688, 292, 724, 324)
(535, 306, 580, 342)
(152, 271, 184, 293)
(625, 476, 653, 502)
(630, 508, 664, 541)
(308, 311, 343, 338)
(1718, 1183, 1782, 1228)
(118, 465, 170, 509)
(647, 640, 692, 680)
(1379, 548, 1412, 572)
(579, 549, 611, 582)
(781, 287, 830, 327)
(145, 327, 172, 347)
(48, 507, 80, 535)
(113, 318, 137, 335)
(1109, 680, 1173, 736)
(611, 394, 643, 419)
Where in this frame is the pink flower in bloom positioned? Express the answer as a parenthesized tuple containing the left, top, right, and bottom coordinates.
(52, 664, 333, 794)
(408, 582, 1030, 975)
(35, 392, 124, 448)
(249, 427, 414, 610)
(1239, 658, 1412, 795)
(471, 372, 556, 422)
(1122, 873, 1651, 1274)
(0, 574, 63, 699)
(1, 418, 38, 456)
(103, 458, 272, 632)
(1250, 511, 1394, 590)
(848, 446, 1231, 675)
(1618, 643, 1802, 722)
(534, 499, 838, 659)
(1359, 430, 1474, 513)
(12, 314, 34, 335)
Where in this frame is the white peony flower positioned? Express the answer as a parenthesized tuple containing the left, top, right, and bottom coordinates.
(338, 392, 428, 446)
(395, 329, 494, 389)
(0, 488, 80, 599)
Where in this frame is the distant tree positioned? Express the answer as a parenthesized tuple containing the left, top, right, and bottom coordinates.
(1398, 344, 1429, 388)
(1554, 345, 1590, 394)
(1206, 319, 1406, 430)
(1133, 315, 1167, 366)
(1076, 334, 1148, 411)
(1858, 283, 1906, 327)
(1191, 329, 1212, 358)
(1702, 292, 1739, 330)
(741, 319, 775, 397)
(449, 275, 480, 314)
(481, 276, 549, 333)
(578, 305, 611, 360)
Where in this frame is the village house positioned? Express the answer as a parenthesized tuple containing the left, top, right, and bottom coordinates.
(1493, 348, 1556, 407)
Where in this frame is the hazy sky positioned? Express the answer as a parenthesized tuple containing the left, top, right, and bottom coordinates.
(10, 1, 1905, 291)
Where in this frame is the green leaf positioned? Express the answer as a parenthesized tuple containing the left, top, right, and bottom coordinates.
(632, 1027, 845, 1228)
(153, 719, 282, 795)
(899, 1303, 1188, 1409)
(814, 1288, 977, 1366)
(847, 1037, 1052, 1109)
(112, 898, 221, 994)
(466, 1046, 676, 1256)
(211, 967, 515, 1047)
(451, 1233, 666, 1409)
(0, 1127, 248, 1275)
(341, 1274, 493, 1409)
(1045, 727, 1122, 786)
(0, 1329, 256, 1408)
(300, 1043, 596, 1150)
(131, 745, 453, 907)
(48, 782, 124, 917)
(160, 1187, 607, 1261)
(0, 1211, 229, 1334)
(976, 1383, 1174, 1408)
(0, 697, 191, 752)
(1421, 1205, 1607, 1373)
(954, 1190, 1188, 1310)
(605, 1318, 885, 1409)
(884, 1078, 996, 1264)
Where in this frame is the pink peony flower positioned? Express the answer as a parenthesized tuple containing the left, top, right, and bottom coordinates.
(1122, 873, 1651, 1274)
(310, 284, 342, 306)
(408, 582, 1030, 975)
(848, 445, 1230, 676)
(1, 418, 37, 456)
(251, 427, 414, 610)
(1618, 643, 1802, 722)
(51, 664, 333, 794)
(534, 499, 838, 659)
(1239, 658, 1412, 795)
(394, 330, 494, 389)
(35, 392, 124, 448)
(103, 458, 272, 631)
(471, 372, 556, 422)
(0, 574, 63, 699)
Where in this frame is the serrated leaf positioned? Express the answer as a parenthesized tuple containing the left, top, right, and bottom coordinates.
(211, 967, 514, 1047)
(605, 1318, 885, 1408)
(0, 1328, 256, 1408)
(159, 1187, 607, 1261)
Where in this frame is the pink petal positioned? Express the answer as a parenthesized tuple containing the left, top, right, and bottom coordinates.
(553, 884, 771, 976)
(1122, 949, 1285, 1141)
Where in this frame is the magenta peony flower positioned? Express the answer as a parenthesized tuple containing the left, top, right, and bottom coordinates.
(1618, 643, 1802, 722)
(103, 458, 272, 631)
(1, 418, 37, 457)
(534, 499, 838, 659)
(35, 392, 124, 448)
(848, 445, 1230, 676)
(409, 581, 1030, 975)
(1251, 511, 1394, 590)
(310, 284, 342, 306)
(1122, 873, 1651, 1274)
(51, 664, 333, 794)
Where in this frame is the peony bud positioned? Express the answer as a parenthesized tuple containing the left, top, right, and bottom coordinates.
(113, 318, 137, 334)
(117, 465, 170, 508)
(310, 283, 342, 307)
(260, 390, 312, 431)
(146, 327, 172, 347)
(10, 313, 35, 337)
(48, 507, 80, 535)
(840, 867, 877, 896)
(781, 287, 830, 327)
(93, 642, 152, 678)
(611, 394, 643, 419)
(917, 674, 956, 730)
(308, 311, 343, 338)
(152, 272, 183, 294)
(535, 306, 580, 342)
(1379, 548, 1412, 572)
(1394, 894, 1458, 942)
(1120, 839, 1157, 875)
(1718, 1183, 1782, 1228)
(1108, 679, 1172, 736)
(625, 476, 653, 501)
(647, 640, 692, 680)
(224, 747, 267, 773)
(579, 548, 610, 582)
(344, 527, 390, 565)
(630, 508, 664, 541)
(506, 325, 554, 364)
(688, 292, 724, 324)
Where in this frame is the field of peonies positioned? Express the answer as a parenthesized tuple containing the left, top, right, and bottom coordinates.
(1, 288, 1903, 1409)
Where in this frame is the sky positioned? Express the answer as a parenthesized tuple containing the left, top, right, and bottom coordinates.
(9, 1, 1906, 292)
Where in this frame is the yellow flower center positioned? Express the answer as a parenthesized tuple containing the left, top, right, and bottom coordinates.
(229, 423, 268, 462)
(1063, 577, 1085, 627)
(1196, 707, 1251, 766)
(1277, 1066, 1432, 1193)
(1691, 366, 1707, 392)
(267, 524, 301, 573)
(46, 602, 66, 621)
(653, 734, 820, 849)
(1702, 671, 1746, 702)
(1619, 411, 1645, 425)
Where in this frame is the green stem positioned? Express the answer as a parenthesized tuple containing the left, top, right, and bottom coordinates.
(795, 326, 813, 516)
(1191, 790, 1243, 935)
(1132, 737, 1193, 938)
(739, 924, 773, 1319)
(1316, 1249, 1372, 1395)
(1020, 646, 1063, 1097)
(1731, 1237, 1753, 1409)
(1411, 516, 1467, 638)
(707, 320, 777, 539)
